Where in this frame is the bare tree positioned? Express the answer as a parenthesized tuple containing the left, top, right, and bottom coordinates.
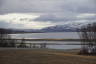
(79, 23, 96, 54)
(0, 28, 16, 47)
(18, 38, 27, 48)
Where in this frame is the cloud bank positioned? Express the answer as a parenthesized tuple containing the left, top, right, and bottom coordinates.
(0, 13, 56, 29)
(0, 0, 96, 29)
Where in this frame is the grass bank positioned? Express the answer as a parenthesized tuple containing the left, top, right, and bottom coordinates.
(0, 49, 96, 64)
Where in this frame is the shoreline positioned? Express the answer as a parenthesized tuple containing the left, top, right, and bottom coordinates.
(0, 38, 82, 41)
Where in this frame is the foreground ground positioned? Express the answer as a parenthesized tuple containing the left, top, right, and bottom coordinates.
(0, 49, 96, 64)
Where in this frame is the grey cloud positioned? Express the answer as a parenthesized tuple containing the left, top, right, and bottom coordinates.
(33, 14, 76, 22)
(0, 0, 63, 14)
(0, 0, 96, 28)
(60, 0, 96, 13)
(0, 0, 4, 7)
(33, 13, 96, 22)
(0, 0, 96, 14)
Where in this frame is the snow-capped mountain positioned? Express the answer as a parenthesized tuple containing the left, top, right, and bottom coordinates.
(4, 20, 96, 33)
(41, 25, 78, 32)
(40, 21, 95, 32)
(11, 21, 96, 32)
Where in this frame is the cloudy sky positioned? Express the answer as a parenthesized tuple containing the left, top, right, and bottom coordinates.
(0, 0, 96, 29)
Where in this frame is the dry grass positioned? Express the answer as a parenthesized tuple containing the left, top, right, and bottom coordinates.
(0, 49, 96, 64)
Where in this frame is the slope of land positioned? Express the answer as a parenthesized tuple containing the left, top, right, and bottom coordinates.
(0, 49, 96, 64)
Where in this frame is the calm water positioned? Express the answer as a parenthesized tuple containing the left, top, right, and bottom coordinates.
(10, 32, 79, 39)
(10, 32, 81, 50)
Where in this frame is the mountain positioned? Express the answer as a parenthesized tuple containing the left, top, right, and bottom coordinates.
(9, 21, 95, 33)
(40, 21, 92, 32)
(41, 25, 78, 32)
(11, 29, 42, 33)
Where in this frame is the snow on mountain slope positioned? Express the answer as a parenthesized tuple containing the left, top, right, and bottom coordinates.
(12, 20, 96, 32)
(41, 21, 96, 32)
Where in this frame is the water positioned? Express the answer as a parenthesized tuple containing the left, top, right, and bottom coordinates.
(9, 32, 81, 50)
(10, 32, 79, 39)
(24, 41, 81, 49)
(47, 45, 81, 49)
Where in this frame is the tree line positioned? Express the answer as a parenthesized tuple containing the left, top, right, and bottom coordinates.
(0, 28, 27, 47)
(0, 28, 47, 48)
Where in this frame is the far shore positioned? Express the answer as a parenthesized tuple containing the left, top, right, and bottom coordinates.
(0, 38, 82, 41)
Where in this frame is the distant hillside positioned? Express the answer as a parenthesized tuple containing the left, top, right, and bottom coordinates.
(1, 20, 94, 33)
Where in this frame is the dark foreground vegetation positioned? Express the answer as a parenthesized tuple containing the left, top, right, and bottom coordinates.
(78, 23, 96, 54)
(0, 28, 28, 48)
(0, 28, 16, 47)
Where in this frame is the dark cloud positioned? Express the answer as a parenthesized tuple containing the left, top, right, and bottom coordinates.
(33, 14, 76, 22)
(0, 0, 96, 14)
(0, 0, 96, 28)
(0, 0, 62, 14)
(33, 13, 96, 22)
(0, 0, 4, 7)
(60, 0, 96, 13)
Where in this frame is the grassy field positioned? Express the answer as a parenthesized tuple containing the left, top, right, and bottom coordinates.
(0, 49, 96, 64)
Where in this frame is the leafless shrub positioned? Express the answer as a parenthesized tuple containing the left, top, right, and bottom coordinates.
(79, 23, 96, 55)
(0, 28, 16, 47)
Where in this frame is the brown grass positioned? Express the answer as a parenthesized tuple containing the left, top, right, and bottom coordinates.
(0, 49, 96, 64)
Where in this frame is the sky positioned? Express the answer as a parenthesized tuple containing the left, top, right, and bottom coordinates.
(0, 0, 96, 29)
